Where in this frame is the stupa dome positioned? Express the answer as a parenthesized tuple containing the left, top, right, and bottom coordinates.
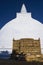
(0, 4, 43, 53)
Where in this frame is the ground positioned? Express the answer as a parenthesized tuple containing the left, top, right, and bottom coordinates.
(0, 59, 43, 65)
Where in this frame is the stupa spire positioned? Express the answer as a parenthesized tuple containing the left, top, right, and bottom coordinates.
(21, 4, 27, 13)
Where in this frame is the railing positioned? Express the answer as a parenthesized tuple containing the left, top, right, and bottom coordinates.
(0, 48, 12, 53)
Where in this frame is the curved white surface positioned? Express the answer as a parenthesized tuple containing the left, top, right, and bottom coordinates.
(0, 4, 43, 53)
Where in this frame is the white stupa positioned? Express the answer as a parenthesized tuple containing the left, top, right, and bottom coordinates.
(0, 4, 43, 53)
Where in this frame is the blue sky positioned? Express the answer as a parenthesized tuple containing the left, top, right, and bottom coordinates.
(0, 0, 43, 29)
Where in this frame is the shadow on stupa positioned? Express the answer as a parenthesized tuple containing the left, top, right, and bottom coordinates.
(0, 51, 10, 59)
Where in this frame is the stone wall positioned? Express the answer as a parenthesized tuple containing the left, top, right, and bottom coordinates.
(13, 38, 41, 55)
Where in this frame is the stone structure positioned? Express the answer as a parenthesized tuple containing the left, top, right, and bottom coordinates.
(13, 38, 41, 61)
